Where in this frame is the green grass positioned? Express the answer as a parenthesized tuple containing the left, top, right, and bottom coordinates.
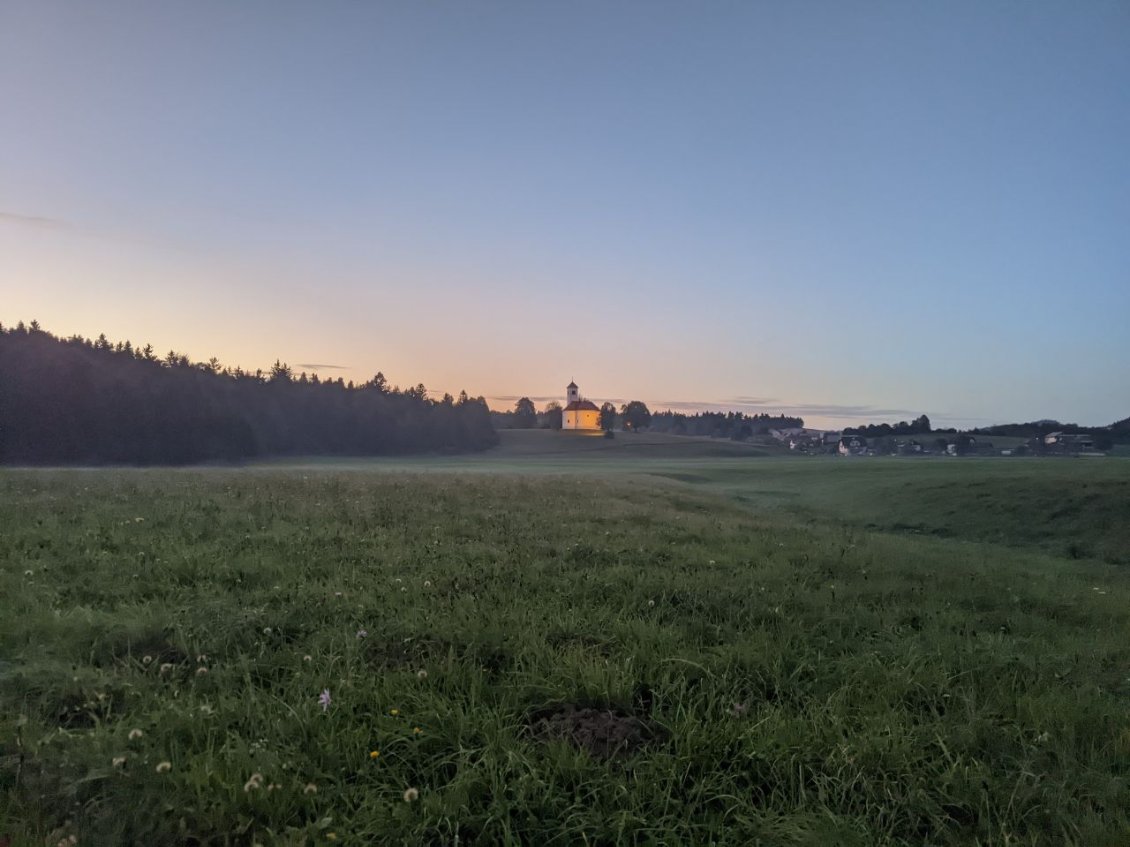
(662, 457, 1130, 565)
(2, 462, 1129, 845)
(260, 431, 1130, 564)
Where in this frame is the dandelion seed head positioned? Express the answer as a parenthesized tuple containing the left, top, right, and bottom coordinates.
(112, 756, 127, 767)
(195, 666, 208, 676)
(159, 663, 173, 674)
(303, 783, 318, 795)
(128, 729, 143, 740)
(403, 787, 419, 802)
(417, 669, 428, 681)
(155, 761, 172, 773)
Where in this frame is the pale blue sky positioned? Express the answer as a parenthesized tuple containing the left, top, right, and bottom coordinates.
(2, 1, 1128, 427)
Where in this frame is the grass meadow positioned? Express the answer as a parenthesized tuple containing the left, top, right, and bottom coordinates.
(2, 445, 1129, 844)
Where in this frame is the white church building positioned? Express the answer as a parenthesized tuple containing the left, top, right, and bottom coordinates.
(562, 381, 601, 431)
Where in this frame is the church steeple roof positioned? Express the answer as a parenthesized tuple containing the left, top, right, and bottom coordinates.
(566, 380, 578, 389)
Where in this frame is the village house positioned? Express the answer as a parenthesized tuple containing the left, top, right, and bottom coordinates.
(1043, 432, 1094, 452)
(838, 435, 867, 456)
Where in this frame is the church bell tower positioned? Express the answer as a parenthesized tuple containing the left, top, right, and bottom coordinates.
(566, 380, 579, 405)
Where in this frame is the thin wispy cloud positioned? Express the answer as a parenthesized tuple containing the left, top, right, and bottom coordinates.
(0, 211, 76, 231)
(655, 399, 986, 427)
(650, 399, 921, 419)
(296, 363, 347, 370)
(729, 396, 781, 406)
(491, 394, 573, 405)
(0, 210, 185, 252)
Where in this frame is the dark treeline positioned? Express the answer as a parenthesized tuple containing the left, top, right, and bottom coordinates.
(649, 410, 804, 439)
(970, 419, 1128, 443)
(0, 322, 497, 465)
(843, 415, 934, 437)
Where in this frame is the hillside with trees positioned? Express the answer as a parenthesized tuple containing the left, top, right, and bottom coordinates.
(843, 415, 933, 437)
(649, 410, 803, 440)
(0, 322, 497, 465)
(971, 419, 1124, 446)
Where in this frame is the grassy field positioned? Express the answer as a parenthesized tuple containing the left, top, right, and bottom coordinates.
(265, 431, 1130, 564)
(2, 441, 1130, 845)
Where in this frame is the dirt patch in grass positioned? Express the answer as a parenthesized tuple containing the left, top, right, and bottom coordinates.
(527, 704, 662, 759)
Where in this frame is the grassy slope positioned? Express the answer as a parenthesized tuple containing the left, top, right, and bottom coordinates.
(262, 431, 1130, 564)
(669, 458, 1130, 565)
(2, 469, 1129, 845)
(255, 429, 784, 469)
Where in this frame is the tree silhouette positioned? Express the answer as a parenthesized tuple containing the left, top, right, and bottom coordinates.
(599, 402, 617, 432)
(514, 397, 537, 428)
(543, 401, 563, 430)
(620, 401, 652, 432)
(0, 322, 497, 465)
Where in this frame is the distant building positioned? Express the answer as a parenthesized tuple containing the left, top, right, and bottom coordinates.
(1044, 432, 1095, 452)
(562, 381, 601, 431)
(784, 429, 832, 452)
(838, 435, 867, 456)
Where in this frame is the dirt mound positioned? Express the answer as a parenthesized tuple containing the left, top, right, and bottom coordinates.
(527, 704, 661, 759)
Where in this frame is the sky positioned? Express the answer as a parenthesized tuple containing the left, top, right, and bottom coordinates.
(2, 1, 1128, 429)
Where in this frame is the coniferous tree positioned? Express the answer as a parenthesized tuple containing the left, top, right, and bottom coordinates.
(0, 323, 498, 465)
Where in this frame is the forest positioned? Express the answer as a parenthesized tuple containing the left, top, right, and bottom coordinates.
(0, 322, 497, 465)
(647, 409, 804, 439)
